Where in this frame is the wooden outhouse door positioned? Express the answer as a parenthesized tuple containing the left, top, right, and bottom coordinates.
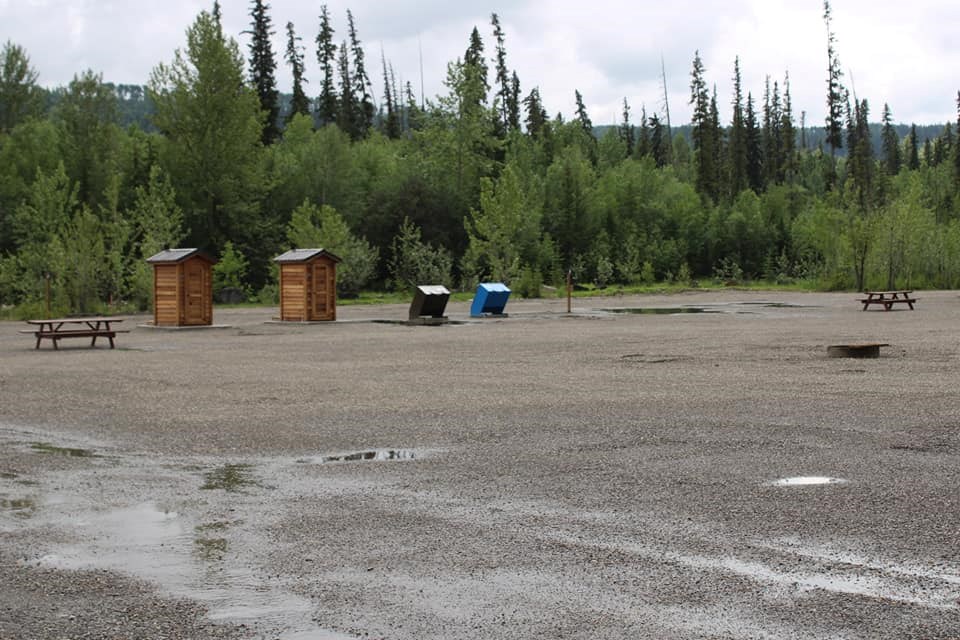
(184, 260, 210, 325)
(312, 261, 335, 321)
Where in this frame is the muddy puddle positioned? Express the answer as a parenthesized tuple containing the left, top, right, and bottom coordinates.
(30, 442, 99, 458)
(319, 449, 418, 463)
(37, 500, 351, 639)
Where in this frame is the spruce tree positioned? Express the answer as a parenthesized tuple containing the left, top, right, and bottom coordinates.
(523, 87, 547, 137)
(907, 123, 920, 170)
(463, 27, 489, 108)
(744, 93, 763, 192)
(490, 13, 515, 134)
(761, 77, 782, 187)
(688, 51, 716, 201)
(246, 0, 280, 144)
(619, 98, 635, 157)
(507, 72, 521, 133)
(823, 1, 845, 165)
(727, 57, 748, 198)
(347, 10, 375, 137)
(380, 50, 400, 139)
(315, 6, 338, 127)
(335, 41, 355, 136)
(284, 22, 311, 123)
(779, 73, 797, 181)
(880, 103, 901, 175)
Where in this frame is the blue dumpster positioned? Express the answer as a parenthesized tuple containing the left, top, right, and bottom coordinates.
(470, 282, 511, 317)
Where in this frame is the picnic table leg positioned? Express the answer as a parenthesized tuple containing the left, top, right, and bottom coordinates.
(34, 334, 41, 349)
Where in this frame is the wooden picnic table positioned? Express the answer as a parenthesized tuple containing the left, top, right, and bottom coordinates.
(21, 316, 128, 349)
(860, 290, 916, 311)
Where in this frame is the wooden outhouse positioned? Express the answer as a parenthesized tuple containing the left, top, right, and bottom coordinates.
(274, 249, 341, 322)
(146, 248, 216, 327)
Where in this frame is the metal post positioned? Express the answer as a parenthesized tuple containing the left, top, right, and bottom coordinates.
(566, 270, 572, 314)
(45, 273, 51, 319)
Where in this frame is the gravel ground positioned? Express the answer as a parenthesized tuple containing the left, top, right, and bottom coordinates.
(1, 289, 959, 639)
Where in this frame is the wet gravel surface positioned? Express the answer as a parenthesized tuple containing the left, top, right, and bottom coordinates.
(1, 290, 959, 639)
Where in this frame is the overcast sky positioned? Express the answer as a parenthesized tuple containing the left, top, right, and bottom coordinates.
(2, 0, 958, 127)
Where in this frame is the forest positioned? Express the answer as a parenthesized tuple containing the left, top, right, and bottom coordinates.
(1, 0, 959, 317)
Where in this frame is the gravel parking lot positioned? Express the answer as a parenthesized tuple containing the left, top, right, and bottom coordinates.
(1, 289, 959, 639)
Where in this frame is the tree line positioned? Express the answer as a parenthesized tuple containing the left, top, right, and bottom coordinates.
(1, 0, 959, 317)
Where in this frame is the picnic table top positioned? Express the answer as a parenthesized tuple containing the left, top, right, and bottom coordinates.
(864, 290, 913, 295)
(26, 316, 126, 325)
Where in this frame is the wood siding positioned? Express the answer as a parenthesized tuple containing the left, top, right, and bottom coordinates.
(151, 257, 213, 326)
(278, 257, 337, 321)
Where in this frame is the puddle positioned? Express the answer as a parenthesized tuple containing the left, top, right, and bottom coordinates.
(739, 302, 807, 308)
(318, 449, 418, 463)
(30, 442, 98, 458)
(0, 497, 35, 516)
(38, 501, 339, 638)
(769, 476, 848, 486)
(201, 463, 260, 492)
(601, 307, 714, 315)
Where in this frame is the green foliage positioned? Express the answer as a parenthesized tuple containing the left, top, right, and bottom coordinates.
(388, 218, 453, 292)
(0, 41, 43, 133)
(149, 9, 267, 269)
(285, 200, 378, 295)
(212, 241, 249, 295)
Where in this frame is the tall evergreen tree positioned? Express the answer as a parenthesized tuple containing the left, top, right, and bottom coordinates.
(380, 50, 401, 139)
(688, 51, 717, 201)
(779, 73, 797, 181)
(880, 103, 901, 175)
(463, 27, 489, 109)
(635, 106, 651, 159)
(246, 0, 279, 144)
(490, 13, 515, 134)
(823, 1, 845, 168)
(619, 97, 635, 158)
(347, 10, 375, 137)
(847, 98, 874, 207)
(648, 112, 669, 168)
(727, 57, 748, 198)
(335, 40, 355, 136)
(907, 123, 920, 171)
(315, 5, 338, 127)
(507, 71, 521, 133)
(284, 21, 311, 123)
(744, 93, 763, 192)
(761, 77, 782, 187)
(523, 87, 547, 137)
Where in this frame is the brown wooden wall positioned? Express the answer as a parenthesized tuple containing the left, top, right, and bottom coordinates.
(278, 257, 337, 321)
(152, 257, 213, 326)
(279, 264, 307, 321)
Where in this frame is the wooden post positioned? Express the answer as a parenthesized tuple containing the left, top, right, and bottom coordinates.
(566, 270, 572, 314)
(44, 273, 51, 319)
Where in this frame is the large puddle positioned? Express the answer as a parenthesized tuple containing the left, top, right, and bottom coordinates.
(36, 501, 354, 639)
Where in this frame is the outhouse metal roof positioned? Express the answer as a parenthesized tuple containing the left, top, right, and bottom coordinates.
(274, 248, 342, 263)
(146, 248, 215, 264)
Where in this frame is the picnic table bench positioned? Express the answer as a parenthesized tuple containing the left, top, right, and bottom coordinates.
(860, 290, 916, 311)
(20, 316, 129, 349)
